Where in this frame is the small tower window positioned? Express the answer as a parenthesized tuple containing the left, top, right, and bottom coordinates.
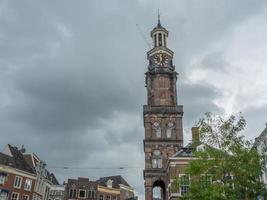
(152, 150, 162, 168)
(164, 34, 166, 46)
(153, 122, 161, 138)
(154, 34, 157, 47)
(158, 33, 162, 46)
(166, 122, 174, 138)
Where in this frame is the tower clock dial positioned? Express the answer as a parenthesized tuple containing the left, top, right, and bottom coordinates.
(153, 53, 168, 67)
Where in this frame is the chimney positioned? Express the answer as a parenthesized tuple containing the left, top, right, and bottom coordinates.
(20, 145, 26, 153)
(191, 127, 200, 144)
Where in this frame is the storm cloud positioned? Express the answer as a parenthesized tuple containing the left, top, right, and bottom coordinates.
(1, 0, 267, 198)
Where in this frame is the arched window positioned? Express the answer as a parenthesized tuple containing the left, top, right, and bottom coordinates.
(153, 122, 161, 138)
(154, 34, 157, 47)
(152, 150, 162, 168)
(166, 122, 174, 138)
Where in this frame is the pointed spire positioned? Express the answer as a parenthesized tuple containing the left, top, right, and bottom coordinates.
(157, 9, 161, 26)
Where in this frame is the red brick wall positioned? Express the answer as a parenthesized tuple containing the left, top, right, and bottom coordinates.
(0, 172, 35, 200)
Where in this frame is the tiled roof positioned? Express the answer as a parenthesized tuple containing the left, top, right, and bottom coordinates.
(0, 144, 35, 174)
(255, 125, 267, 146)
(172, 145, 194, 158)
(97, 175, 131, 189)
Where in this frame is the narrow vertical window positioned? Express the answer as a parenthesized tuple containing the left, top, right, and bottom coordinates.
(153, 122, 161, 138)
(24, 179, 32, 191)
(13, 176, 22, 188)
(164, 34, 166, 46)
(0, 173, 6, 184)
(166, 122, 174, 138)
(154, 34, 157, 47)
(179, 175, 190, 195)
(158, 33, 162, 46)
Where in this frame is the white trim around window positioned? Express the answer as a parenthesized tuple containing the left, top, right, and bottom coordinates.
(22, 195, 29, 200)
(24, 179, 32, 191)
(14, 176, 22, 189)
(11, 192, 19, 200)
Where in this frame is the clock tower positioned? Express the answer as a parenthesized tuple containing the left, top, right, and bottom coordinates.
(143, 17, 183, 200)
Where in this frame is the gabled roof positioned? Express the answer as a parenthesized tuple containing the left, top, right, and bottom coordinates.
(172, 144, 194, 158)
(0, 144, 35, 174)
(49, 173, 59, 185)
(97, 175, 131, 189)
(255, 125, 267, 147)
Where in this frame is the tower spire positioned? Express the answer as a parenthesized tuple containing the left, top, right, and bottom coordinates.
(157, 9, 161, 26)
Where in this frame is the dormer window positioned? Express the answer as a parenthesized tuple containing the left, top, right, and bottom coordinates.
(106, 179, 113, 188)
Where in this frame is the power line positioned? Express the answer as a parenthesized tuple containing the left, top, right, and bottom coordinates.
(136, 24, 151, 49)
(47, 166, 143, 170)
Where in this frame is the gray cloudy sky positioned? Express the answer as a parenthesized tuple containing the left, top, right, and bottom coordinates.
(1, 0, 267, 199)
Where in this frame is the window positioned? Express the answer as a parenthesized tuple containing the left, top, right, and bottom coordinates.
(0, 190, 8, 200)
(99, 195, 103, 200)
(106, 196, 110, 200)
(106, 179, 113, 188)
(154, 35, 157, 47)
(153, 122, 161, 138)
(89, 190, 95, 199)
(24, 179, 32, 191)
(79, 190, 86, 198)
(22, 195, 29, 200)
(69, 189, 76, 198)
(11, 193, 19, 200)
(158, 33, 162, 46)
(201, 175, 212, 188)
(0, 173, 6, 184)
(14, 176, 22, 188)
(152, 150, 162, 168)
(166, 122, 174, 138)
(164, 35, 166, 46)
(112, 196, 117, 200)
(179, 174, 190, 195)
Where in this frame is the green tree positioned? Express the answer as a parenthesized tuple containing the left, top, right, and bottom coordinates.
(179, 112, 267, 200)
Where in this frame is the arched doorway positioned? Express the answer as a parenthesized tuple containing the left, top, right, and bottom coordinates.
(152, 180, 166, 200)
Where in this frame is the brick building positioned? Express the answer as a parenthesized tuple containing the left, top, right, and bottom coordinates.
(97, 176, 134, 200)
(48, 184, 65, 200)
(65, 177, 97, 200)
(142, 18, 200, 200)
(143, 17, 184, 200)
(0, 145, 36, 200)
(65, 176, 134, 200)
(23, 152, 58, 200)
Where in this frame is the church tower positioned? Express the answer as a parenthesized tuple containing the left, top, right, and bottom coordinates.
(143, 17, 183, 200)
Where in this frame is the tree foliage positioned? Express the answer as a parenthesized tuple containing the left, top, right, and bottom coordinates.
(180, 112, 267, 200)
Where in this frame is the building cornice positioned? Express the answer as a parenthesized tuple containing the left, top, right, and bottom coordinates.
(0, 164, 36, 179)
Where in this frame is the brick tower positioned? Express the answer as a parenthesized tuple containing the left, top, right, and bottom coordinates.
(143, 17, 183, 200)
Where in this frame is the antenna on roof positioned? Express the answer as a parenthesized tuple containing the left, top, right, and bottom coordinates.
(136, 24, 151, 49)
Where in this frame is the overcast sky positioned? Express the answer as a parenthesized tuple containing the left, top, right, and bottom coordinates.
(1, 0, 267, 199)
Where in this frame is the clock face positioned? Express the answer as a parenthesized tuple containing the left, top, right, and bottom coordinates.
(153, 53, 169, 67)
